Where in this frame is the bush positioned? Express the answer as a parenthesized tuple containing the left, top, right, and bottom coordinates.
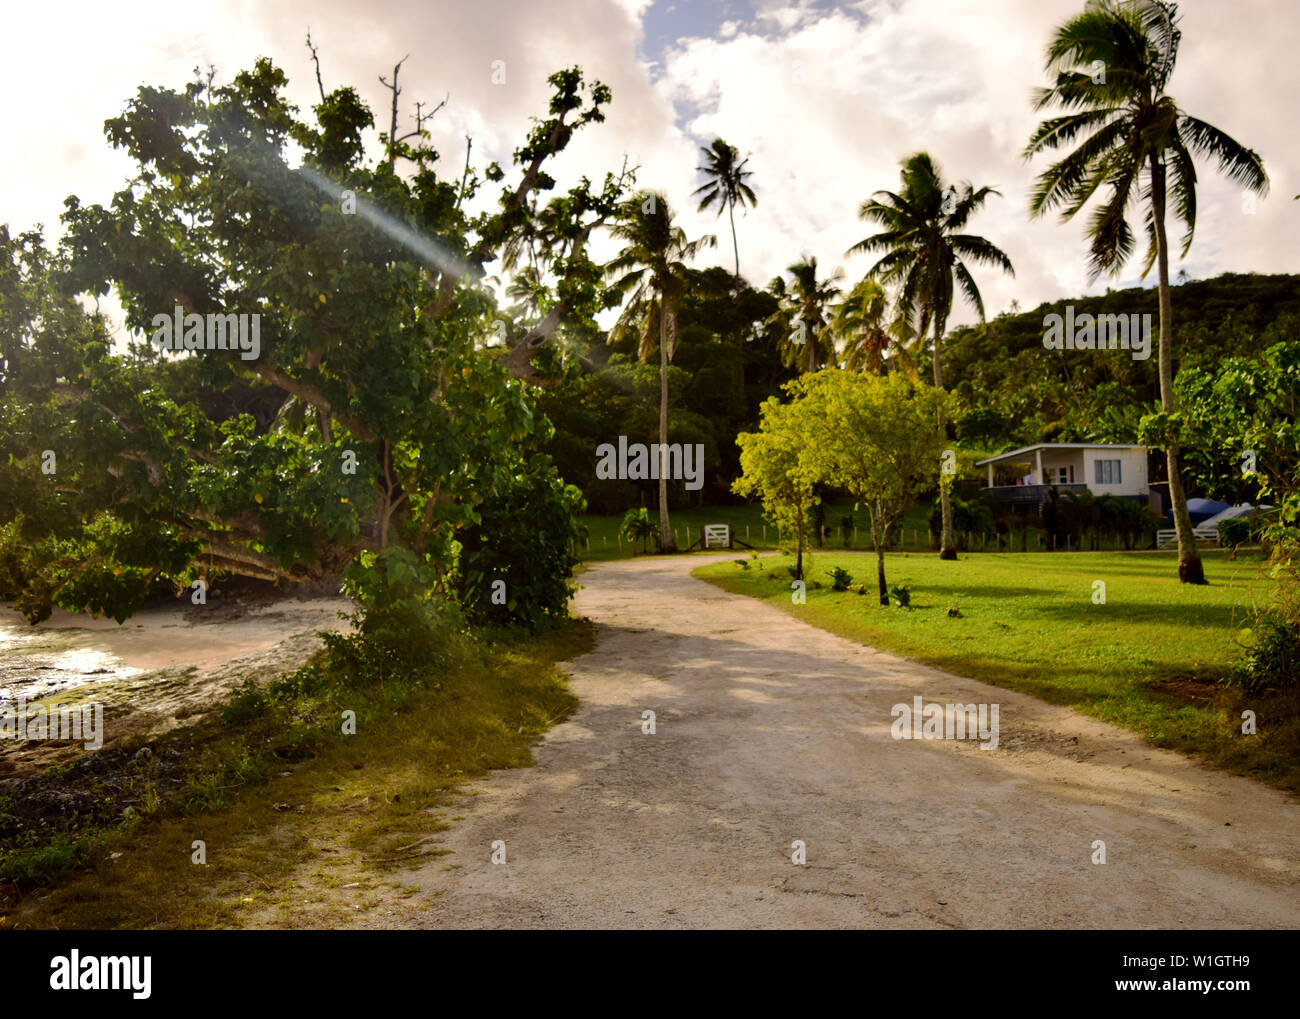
(620, 507, 657, 555)
(827, 567, 853, 591)
(889, 584, 911, 608)
(1217, 516, 1253, 557)
(317, 599, 470, 689)
(1230, 615, 1300, 695)
(455, 453, 585, 631)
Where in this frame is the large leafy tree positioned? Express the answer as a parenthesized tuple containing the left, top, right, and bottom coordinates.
(1174, 341, 1300, 507)
(1024, 0, 1267, 584)
(733, 395, 819, 581)
(692, 138, 757, 277)
(0, 59, 629, 627)
(796, 370, 950, 604)
(605, 192, 716, 551)
(848, 151, 1013, 560)
(766, 257, 843, 374)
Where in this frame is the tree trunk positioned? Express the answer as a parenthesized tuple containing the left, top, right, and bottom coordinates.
(806, 313, 816, 374)
(728, 200, 740, 277)
(658, 298, 675, 552)
(875, 519, 889, 606)
(1149, 154, 1205, 584)
(933, 313, 957, 560)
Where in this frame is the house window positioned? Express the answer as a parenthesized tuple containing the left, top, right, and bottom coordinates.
(1095, 459, 1122, 485)
(1048, 466, 1073, 485)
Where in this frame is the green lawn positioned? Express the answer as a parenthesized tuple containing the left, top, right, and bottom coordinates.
(695, 548, 1300, 792)
(575, 499, 935, 562)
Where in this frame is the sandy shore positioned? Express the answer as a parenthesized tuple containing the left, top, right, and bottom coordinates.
(0, 594, 353, 775)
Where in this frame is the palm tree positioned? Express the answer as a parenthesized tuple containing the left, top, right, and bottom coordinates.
(1025, 0, 1266, 585)
(605, 192, 716, 552)
(847, 152, 1013, 559)
(767, 257, 843, 374)
(693, 138, 757, 277)
(833, 277, 892, 373)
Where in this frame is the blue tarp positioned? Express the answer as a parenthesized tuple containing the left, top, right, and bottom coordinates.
(1171, 498, 1230, 525)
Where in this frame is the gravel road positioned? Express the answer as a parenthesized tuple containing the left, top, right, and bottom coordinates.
(388, 554, 1300, 929)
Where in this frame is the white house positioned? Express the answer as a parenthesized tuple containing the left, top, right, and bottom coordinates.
(975, 443, 1151, 506)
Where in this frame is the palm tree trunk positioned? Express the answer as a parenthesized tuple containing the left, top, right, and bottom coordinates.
(657, 299, 675, 552)
(933, 313, 957, 560)
(728, 200, 740, 277)
(1149, 154, 1205, 584)
(874, 508, 889, 605)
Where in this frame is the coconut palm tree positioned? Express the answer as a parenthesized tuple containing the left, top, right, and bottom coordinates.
(833, 277, 893, 374)
(1025, 0, 1267, 585)
(847, 152, 1013, 559)
(693, 138, 757, 277)
(766, 257, 843, 374)
(605, 192, 716, 552)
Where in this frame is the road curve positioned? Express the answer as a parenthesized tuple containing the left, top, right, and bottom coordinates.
(394, 554, 1300, 929)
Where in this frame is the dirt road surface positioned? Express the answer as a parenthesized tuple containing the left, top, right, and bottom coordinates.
(372, 555, 1300, 929)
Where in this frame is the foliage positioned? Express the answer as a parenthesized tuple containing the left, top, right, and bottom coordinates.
(1217, 517, 1253, 558)
(788, 369, 950, 602)
(1229, 615, 1300, 695)
(766, 257, 843, 373)
(827, 566, 854, 591)
(1175, 340, 1300, 504)
(0, 59, 626, 629)
(733, 394, 820, 580)
(693, 137, 756, 275)
(619, 506, 657, 554)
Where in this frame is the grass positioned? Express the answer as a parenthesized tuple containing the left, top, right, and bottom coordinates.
(0, 616, 591, 929)
(576, 498, 935, 561)
(695, 548, 1300, 793)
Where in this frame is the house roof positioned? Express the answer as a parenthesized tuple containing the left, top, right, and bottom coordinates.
(975, 443, 1146, 467)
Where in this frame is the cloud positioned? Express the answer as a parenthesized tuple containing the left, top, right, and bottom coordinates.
(3, 0, 1295, 339)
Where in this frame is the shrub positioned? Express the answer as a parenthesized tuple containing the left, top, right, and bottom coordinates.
(1217, 516, 1253, 558)
(889, 584, 911, 608)
(620, 507, 657, 555)
(455, 453, 585, 631)
(827, 567, 853, 591)
(1230, 615, 1300, 695)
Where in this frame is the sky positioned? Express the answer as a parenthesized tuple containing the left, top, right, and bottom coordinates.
(5, 0, 1297, 338)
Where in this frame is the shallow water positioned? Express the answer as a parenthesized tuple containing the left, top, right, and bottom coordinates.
(0, 598, 352, 707)
(0, 613, 140, 704)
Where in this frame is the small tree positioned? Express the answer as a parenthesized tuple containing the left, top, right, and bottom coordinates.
(795, 370, 950, 604)
(620, 506, 657, 555)
(734, 397, 819, 581)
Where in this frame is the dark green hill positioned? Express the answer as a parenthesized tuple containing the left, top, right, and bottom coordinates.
(943, 272, 1300, 448)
